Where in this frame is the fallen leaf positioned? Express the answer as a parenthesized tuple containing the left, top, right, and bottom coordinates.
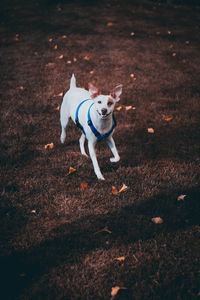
(116, 106, 123, 111)
(49, 38, 53, 42)
(90, 70, 94, 74)
(152, 217, 163, 224)
(68, 167, 76, 175)
(54, 105, 60, 111)
(44, 142, 54, 149)
(31, 210, 36, 214)
(114, 256, 125, 262)
(56, 92, 63, 97)
(107, 22, 113, 26)
(58, 54, 63, 59)
(19, 86, 24, 90)
(13, 34, 19, 41)
(130, 73, 135, 78)
(163, 115, 173, 121)
(112, 186, 119, 195)
(94, 226, 112, 235)
(130, 32, 135, 36)
(148, 128, 154, 133)
(111, 286, 127, 297)
(119, 184, 129, 193)
(111, 286, 120, 297)
(177, 194, 187, 201)
(54, 44, 58, 50)
(46, 62, 55, 67)
(67, 60, 72, 64)
(73, 57, 77, 62)
(172, 52, 176, 56)
(125, 106, 132, 111)
(80, 182, 88, 190)
(84, 56, 90, 61)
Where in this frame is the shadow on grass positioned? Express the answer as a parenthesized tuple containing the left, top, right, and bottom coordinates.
(1, 187, 199, 299)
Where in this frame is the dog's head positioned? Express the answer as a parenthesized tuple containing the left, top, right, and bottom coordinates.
(88, 83, 123, 119)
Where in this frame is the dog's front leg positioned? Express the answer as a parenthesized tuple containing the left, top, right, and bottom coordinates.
(106, 136, 120, 163)
(88, 141, 105, 180)
(79, 134, 88, 157)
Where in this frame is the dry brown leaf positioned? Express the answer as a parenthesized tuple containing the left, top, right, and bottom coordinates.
(54, 44, 58, 50)
(177, 194, 187, 201)
(116, 106, 123, 111)
(111, 286, 120, 297)
(125, 106, 132, 111)
(172, 52, 176, 57)
(31, 210, 36, 214)
(163, 115, 173, 121)
(80, 182, 88, 190)
(90, 70, 94, 74)
(54, 105, 60, 111)
(112, 186, 119, 195)
(94, 226, 112, 235)
(44, 142, 54, 149)
(68, 167, 76, 175)
(73, 57, 77, 62)
(58, 54, 63, 59)
(57, 92, 63, 97)
(152, 217, 163, 224)
(107, 22, 113, 27)
(46, 62, 55, 67)
(119, 184, 129, 193)
(67, 60, 72, 64)
(84, 56, 90, 61)
(114, 256, 125, 262)
(148, 128, 154, 133)
(13, 34, 19, 41)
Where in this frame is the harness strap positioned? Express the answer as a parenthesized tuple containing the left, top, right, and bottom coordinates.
(75, 99, 91, 135)
(87, 103, 117, 142)
(75, 99, 117, 142)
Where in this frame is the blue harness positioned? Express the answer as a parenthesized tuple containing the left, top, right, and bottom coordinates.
(75, 99, 117, 142)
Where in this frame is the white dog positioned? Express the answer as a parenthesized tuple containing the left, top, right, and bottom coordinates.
(60, 74, 122, 180)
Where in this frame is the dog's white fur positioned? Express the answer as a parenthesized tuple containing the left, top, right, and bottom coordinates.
(60, 74, 122, 180)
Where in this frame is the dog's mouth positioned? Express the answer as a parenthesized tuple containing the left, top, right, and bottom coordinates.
(97, 110, 112, 119)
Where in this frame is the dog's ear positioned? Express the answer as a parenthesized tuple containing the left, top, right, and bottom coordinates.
(111, 84, 123, 102)
(88, 83, 100, 99)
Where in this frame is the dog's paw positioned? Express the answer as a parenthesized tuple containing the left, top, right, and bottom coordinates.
(60, 134, 66, 144)
(110, 157, 120, 163)
(97, 174, 105, 180)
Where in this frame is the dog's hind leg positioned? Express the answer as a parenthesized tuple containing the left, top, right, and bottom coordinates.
(79, 134, 88, 156)
(60, 110, 70, 144)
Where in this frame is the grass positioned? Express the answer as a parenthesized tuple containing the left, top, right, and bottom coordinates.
(0, 0, 200, 299)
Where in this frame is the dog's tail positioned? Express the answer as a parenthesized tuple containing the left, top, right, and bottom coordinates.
(70, 73, 76, 89)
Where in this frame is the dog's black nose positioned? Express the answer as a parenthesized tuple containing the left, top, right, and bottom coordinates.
(101, 108, 107, 115)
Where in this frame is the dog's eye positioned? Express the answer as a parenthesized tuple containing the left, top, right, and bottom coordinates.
(98, 101, 102, 104)
(108, 102, 113, 107)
